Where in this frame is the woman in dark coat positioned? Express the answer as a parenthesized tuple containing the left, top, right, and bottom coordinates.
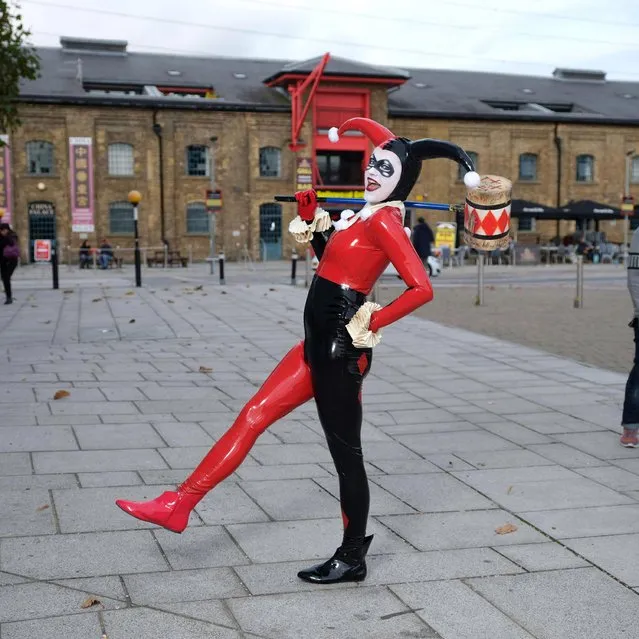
(0, 223, 19, 305)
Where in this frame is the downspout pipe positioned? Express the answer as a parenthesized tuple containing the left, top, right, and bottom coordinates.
(554, 123, 563, 240)
(152, 111, 166, 243)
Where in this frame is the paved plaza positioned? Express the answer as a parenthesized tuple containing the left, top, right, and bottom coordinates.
(0, 262, 636, 638)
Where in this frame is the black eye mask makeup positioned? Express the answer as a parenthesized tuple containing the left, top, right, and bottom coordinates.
(367, 155, 395, 178)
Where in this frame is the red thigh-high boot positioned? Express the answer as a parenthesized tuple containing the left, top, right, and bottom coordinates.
(116, 342, 313, 533)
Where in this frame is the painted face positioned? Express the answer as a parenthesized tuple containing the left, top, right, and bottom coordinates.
(364, 146, 402, 204)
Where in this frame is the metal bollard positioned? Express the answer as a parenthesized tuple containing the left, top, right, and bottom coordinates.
(51, 242, 59, 290)
(574, 255, 584, 308)
(291, 250, 298, 285)
(475, 252, 484, 306)
(218, 253, 225, 285)
(163, 245, 168, 269)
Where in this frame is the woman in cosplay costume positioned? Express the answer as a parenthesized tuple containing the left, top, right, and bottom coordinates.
(116, 117, 480, 584)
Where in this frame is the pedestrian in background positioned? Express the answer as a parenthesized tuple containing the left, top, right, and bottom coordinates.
(412, 216, 434, 268)
(0, 223, 20, 305)
(621, 226, 639, 447)
(99, 238, 113, 269)
(79, 240, 91, 269)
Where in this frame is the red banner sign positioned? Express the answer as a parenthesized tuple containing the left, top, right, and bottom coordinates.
(34, 239, 51, 262)
(69, 137, 95, 233)
(0, 135, 12, 225)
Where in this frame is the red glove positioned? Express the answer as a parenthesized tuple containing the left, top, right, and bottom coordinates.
(295, 189, 318, 223)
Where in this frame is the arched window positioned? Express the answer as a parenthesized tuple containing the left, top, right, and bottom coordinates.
(186, 201, 209, 234)
(576, 154, 594, 182)
(259, 146, 281, 178)
(26, 140, 54, 175)
(259, 203, 282, 260)
(631, 155, 639, 184)
(186, 145, 209, 176)
(109, 201, 134, 235)
(519, 153, 538, 181)
(458, 151, 478, 180)
(108, 143, 134, 176)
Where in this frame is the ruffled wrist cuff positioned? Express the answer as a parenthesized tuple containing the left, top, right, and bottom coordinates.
(288, 208, 331, 243)
(346, 302, 383, 348)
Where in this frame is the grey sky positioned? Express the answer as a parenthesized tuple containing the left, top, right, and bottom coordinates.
(20, 0, 639, 81)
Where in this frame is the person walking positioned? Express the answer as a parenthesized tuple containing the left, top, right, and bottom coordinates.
(0, 223, 20, 305)
(621, 226, 639, 447)
(79, 240, 92, 269)
(412, 216, 434, 267)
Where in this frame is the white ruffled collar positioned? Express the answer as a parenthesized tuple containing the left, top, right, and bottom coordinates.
(332, 200, 405, 231)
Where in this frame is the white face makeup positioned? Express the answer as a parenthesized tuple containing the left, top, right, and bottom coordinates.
(364, 146, 402, 204)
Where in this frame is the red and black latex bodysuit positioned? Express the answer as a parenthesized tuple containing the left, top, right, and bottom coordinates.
(116, 117, 479, 585)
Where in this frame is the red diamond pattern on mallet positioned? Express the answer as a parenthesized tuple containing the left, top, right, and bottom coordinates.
(478, 210, 498, 237)
(497, 210, 510, 233)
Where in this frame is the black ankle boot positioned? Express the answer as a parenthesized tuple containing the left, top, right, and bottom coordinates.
(297, 534, 374, 584)
(4, 298, 12, 305)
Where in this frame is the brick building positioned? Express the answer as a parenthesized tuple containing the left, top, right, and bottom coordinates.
(4, 36, 639, 261)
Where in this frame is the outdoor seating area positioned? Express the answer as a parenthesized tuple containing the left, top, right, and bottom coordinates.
(146, 249, 189, 268)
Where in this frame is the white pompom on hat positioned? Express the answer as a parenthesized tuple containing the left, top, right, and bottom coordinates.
(463, 171, 481, 189)
(328, 127, 340, 143)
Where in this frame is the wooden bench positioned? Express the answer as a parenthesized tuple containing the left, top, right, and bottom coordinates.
(147, 250, 188, 268)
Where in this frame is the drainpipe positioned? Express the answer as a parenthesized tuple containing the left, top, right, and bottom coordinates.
(152, 111, 166, 243)
(554, 123, 562, 240)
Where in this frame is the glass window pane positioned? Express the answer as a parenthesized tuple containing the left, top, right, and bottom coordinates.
(576, 155, 594, 182)
(186, 202, 210, 233)
(26, 141, 54, 175)
(632, 156, 639, 184)
(109, 201, 134, 234)
(108, 143, 134, 176)
(458, 151, 478, 179)
(186, 145, 209, 176)
(259, 147, 281, 177)
(519, 154, 537, 181)
(518, 216, 535, 232)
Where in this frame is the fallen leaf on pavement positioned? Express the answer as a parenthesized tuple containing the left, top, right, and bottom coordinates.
(129, 319, 136, 324)
(199, 366, 213, 373)
(63, 290, 74, 294)
(36, 504, 50, 512)
(80, 597, 102, 609)
(194, 285, 203, 291)
(506, 485, 513, 494)
(167, 299, 175, 304)
(92, 298, 102, 303)
(495, 523, 518, 535)
(53, 390, 70, 400)
(221, 291, 227, 295)
(125, 291, 134, 296)
(269, 288, 276, 291)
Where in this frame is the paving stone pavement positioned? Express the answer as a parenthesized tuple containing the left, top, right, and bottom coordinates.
(0, 269, 635, 638)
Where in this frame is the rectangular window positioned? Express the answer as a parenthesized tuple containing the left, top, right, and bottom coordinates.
(631, 156, 639, 184)
(186, 203, 210, 234)
(519, 154, 538, 181)
(186, 145, 209, 176)
(316, 151, 363, 186)
(27, 141, 54, 175)
(518, 216, 535, 232)
(259, 147, 281, 178)
(576, 155, 594, 182)
(108, 143, 134, 176)
(109, 203, 134, 234)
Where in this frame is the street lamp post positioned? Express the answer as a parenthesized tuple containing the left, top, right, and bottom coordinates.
(208, 137, 218, 275)
(624, 150, 635, 264)
(128, 190, 142, 287)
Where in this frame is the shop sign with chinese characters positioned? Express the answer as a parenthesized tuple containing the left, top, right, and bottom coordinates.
(69, 137, 95, 233)
(0, 135, 12, 225)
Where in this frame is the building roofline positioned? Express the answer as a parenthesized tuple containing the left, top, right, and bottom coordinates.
(17, 93, 291, 113)
(389, 108, 639, 126)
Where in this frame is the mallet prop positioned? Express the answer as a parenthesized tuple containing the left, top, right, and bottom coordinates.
(274, 195, 462, 213)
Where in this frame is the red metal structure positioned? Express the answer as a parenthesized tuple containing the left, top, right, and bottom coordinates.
(286, 53, 331, 152)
